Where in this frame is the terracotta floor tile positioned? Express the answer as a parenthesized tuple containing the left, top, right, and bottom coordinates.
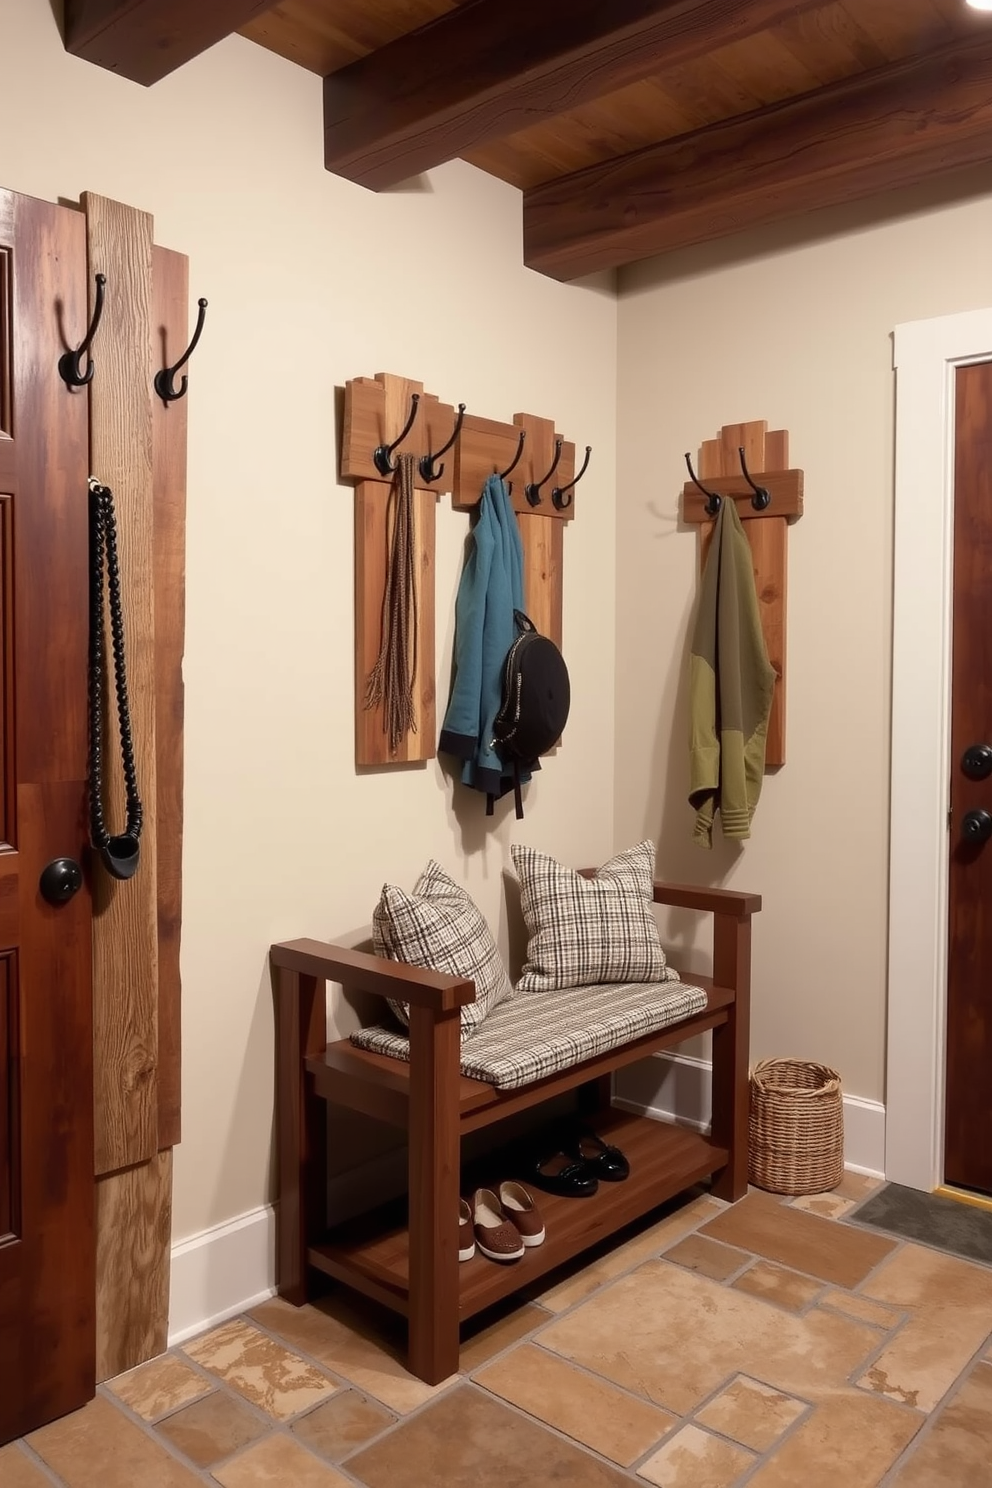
(154, 1388, 267, 1467)
(835, 1172, 885, 1201)
(637, 1424, 754, 1488)
(474, 1342, 676, 1467)
(249, 1295, 455, 1414)
(731, 1260, 823, 1313)
(538, 1259, 879, 1415)
(791, 1193, 856, 1220)
(291, 1391, 395, 1461)
(351, 1384, 631, 1487)
(0, 1443, 54, 1487)
(107, 1353, 211, 1422)
(818, 1289, 901, 1330)
(745, 1390, 920, 1487)
(664, 1234, 748, 1282)
(985, 1339, 992, 1360)
(863, 1241, 992, 1311)
(701, 1191, 896, 1287)
(460, 1302, 549, 1371)
(888, 1362, 992, 1485)
(26, 1394, 203, 1488)
(695, 1375, 807, 1453)
(183, 1317, 336, 1421)
(213, 1434, 353, 1487)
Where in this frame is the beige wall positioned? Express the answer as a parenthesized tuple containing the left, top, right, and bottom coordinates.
(615, 173, 992, 1104)
(4, 0, 617, 1238)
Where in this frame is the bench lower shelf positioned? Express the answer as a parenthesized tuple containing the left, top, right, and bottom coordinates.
(308, 1110, 726, 1324)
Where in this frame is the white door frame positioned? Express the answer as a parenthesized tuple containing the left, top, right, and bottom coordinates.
(887, 307, 992, 1191)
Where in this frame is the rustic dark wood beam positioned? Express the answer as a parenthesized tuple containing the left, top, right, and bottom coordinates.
(523, 33, 992, 281)
(323, 0, 828, 191)
(64, 0, 277, 85)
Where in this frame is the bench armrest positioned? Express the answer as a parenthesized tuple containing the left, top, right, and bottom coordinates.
(653, 882, 761, 919)
(270, 939, 476, 1013)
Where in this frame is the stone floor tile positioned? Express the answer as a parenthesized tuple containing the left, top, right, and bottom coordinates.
(863, 1241, 992, 1311)
(731, 1260, 823, 1313)
(347, 1385, 631, 1487)
(474, 1342, 676, 1467)
(791, 1193, 856, 1220)
(985, 1338, 992, 1360)
(636, 1424, 754, 1488)
(154, 1388, 267, 1467)
(663, 1235, 748, 1282)
(213, 1434, 353, 1487)
(249, 1295, 455, 1414)
(746, 1390, 921, 1487)
(701, 1191, 895, 1288)
(537, 1259, 879, 1415)
(106, 1353, 212, 1421)
(695, 1375, 807, 1453)
(183, 1317, 336, 1421)
(887, 1362, 992, 1485)
(0, 1443, 55, 1487)
(817, 1290, 901, 1330)
(26, 1394, 202, 1488)
(459, 1302, 549, 1372)
(291, 1391, 395, 1461)
(834, 1172, 885, 1201)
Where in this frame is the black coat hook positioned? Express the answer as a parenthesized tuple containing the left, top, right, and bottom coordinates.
(155, 297, 208, 404)
(552, 445, 591, 512)
(419, 403, 466, 484)
(525, 438, 563, 508)
(498, 429, 526, 493)
(738, 446, 771, 510)
(374, 393, 421, 476)
(685, 451, 722, 516)
(58, 272, 106, 388)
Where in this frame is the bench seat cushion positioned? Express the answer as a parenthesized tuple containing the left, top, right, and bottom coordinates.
(349, 977, 708, 1090)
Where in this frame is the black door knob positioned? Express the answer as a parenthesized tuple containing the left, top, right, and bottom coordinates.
(39, 857, 83, 905)
(961, 809, 992, 845)
(962, 744, 992, 781)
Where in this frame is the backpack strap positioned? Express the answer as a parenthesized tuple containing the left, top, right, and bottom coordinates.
(513, 760, 524, 821)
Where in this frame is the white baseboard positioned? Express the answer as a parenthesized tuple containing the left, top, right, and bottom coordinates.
(169, 1205, 277, 1347)
(614, 1051, 886, 1179)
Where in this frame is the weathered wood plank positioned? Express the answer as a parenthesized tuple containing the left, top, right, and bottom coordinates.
(95, 1152, 172, 1380)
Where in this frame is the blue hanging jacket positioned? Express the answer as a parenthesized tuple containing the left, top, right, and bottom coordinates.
(439, 474, 532, 804)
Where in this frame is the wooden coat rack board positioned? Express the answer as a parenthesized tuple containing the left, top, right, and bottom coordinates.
(682, 420, 804, 768)
(342, 372, 578, 767)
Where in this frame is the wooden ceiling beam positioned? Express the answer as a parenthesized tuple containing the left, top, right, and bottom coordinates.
(523, 33, 992, 281)
(64, 0, 277, 85)
(322, 0, 829, 191)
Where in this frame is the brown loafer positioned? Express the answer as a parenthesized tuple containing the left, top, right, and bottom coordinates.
(459, 1199, 475, 1262)
(498, 1182, 545, 1247)
(472, 1188, 524, 1263)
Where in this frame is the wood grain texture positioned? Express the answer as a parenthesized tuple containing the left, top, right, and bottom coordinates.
(151, 245, 187, 1152)
(65, 0, 278, 84)
(241, 0, 456, 76)
(524, 30, 992, 278)
(341, 374, 458, 492)
(94, 1150, 172, 1380)
(275, 967, 327, 1305)
(451, 412, 575, 521)
(84, 191, 160, 1176)
(354, 479, 436, 765)
(320, 0, 828, 189)
(518, 513, 563, 649)
(710, 914, 751, 1201)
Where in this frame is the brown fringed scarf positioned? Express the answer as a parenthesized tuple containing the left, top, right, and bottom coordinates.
(364, 452, 419, 754)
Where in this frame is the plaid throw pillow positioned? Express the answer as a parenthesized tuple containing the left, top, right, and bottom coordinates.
(372, 860, 512, 1039)
(511, 840, 669, 993)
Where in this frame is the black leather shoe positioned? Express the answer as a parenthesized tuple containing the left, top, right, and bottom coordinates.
(527, 1151, 599, 1198)
(567, 1128, 630, 1182)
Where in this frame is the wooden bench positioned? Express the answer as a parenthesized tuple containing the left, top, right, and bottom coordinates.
(271, 879, 758, 1384)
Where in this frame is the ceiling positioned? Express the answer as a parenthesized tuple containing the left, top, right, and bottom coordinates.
(64, 1, 992, 280)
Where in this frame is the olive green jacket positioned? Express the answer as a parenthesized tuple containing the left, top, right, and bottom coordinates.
(688, 499, 775, 845)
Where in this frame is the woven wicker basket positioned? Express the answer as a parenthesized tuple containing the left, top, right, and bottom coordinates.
(748, 1057, 844, 1195)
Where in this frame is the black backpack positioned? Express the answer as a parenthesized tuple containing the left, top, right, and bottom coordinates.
(491, 612, 570, 819)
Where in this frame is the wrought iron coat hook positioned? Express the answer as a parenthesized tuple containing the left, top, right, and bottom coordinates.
(525, 437, 563, 508)
(419, 403, 466, 484)
(552, 445, 591, 511)
(684, 451, 722, 517)
(373, 393, 421, 476)
(738, 446, 771, 510)
(155, 298, 208, 404)
(58, 272, 107, 388)
(498, 428, 526, 493)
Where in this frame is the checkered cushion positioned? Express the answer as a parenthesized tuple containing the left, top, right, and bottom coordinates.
(372, 860, 512, 1039)
(511, 840, 668, 993)
(351, 977, 708, 1090)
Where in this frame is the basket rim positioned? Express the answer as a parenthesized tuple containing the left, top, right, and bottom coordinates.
(750, 1056, 841, 1097)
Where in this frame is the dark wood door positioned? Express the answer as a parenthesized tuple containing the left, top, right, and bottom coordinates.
(945, 359, 992, 1196)
(0, 189, 95, 1440)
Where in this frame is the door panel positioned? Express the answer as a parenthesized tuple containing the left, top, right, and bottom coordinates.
(945, 360, 992, 1196)
(0, 189, 94, 1442)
